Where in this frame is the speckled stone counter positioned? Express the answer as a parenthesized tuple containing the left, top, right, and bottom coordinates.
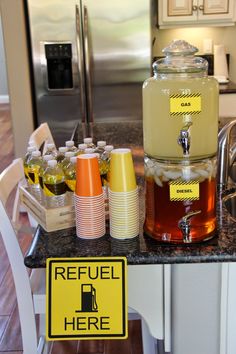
(219, 81, 236, 94)
(24, 186, 236, 268)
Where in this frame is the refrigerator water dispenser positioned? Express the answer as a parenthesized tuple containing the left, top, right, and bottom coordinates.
(45, 43, 73, 90)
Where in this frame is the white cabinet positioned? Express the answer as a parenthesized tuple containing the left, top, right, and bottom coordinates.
(158, 0, 236, 28)
(219, 93, 236, 117)
(171, 263, 222, 354)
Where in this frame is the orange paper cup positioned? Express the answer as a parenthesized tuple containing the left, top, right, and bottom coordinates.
(75, 154, 102, 197)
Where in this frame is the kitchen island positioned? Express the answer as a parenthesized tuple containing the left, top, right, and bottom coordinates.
(24, 186, 236, 268)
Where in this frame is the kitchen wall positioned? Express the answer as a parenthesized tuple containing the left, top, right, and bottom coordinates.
(0, 14, 8, 101)
(0, 0, 34, 158)
(152, 25, 236, 82)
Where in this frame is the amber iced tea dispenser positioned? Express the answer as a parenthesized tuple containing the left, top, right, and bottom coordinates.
(143, 40, 219, 243)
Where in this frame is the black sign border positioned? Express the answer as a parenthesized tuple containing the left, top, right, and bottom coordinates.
(47, 258, 127, 339)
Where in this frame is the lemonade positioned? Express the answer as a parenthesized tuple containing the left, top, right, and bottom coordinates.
(143, 75, 219, 161)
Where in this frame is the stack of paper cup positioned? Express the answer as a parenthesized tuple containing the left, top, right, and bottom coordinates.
(74, 154, 105, 239)
(109, 148, 139, 239)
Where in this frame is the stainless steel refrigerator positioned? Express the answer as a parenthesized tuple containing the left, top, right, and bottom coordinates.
(24, 0, 154, 147)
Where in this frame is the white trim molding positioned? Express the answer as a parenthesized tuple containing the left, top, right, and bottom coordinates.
(220, 263, 236, 354)
(0, 95, 9, 104)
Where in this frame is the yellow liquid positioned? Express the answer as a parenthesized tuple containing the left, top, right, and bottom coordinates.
(143, 76, 219, 160)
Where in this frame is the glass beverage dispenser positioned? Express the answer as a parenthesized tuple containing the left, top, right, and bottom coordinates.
(143, 40, 219, 243)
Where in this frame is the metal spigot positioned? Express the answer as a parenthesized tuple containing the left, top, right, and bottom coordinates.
(178, 210, 201, 243)
(218, 119, 236, 190)
(178, 122, 192, 156)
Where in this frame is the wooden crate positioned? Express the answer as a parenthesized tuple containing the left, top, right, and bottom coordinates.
(19, 185, 75, 232)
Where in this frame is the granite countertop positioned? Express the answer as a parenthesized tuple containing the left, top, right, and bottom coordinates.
(219, 81, 236, 94)
(24, 186, 236, 268)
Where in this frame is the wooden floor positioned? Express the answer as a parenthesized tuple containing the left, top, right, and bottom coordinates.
(0, 104, 143, 354)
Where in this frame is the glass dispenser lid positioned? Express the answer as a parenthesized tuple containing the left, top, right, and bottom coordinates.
(163, 39, 198, 56)
(153, 39, 208, 74)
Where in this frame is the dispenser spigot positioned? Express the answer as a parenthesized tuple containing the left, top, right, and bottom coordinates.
(178, 210, 201, 243)
(178, 122, 192, 156)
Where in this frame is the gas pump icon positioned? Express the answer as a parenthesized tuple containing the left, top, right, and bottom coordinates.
(80, 284, 98, 312)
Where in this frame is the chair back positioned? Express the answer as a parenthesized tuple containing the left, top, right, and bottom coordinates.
(0, 158, 38, 352)
(29, 122, 54, 153)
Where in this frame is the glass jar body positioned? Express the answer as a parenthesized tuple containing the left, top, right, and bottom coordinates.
(143, 73, 219, 161)
(144, 155, 217, 243)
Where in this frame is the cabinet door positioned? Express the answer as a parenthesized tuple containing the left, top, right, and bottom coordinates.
(158, 0, 198, 26)
(197, 0, 235, 22)
(158, 0, 235, 27)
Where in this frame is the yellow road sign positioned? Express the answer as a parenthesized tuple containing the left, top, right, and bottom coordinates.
(46, 257, 127, 340)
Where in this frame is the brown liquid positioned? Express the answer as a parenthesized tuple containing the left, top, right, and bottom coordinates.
(144, 176, 216, 243)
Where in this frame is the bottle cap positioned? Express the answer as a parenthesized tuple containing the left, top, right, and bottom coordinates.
(105, 145, 114, 152)
(84, 148, 95, 154)
(48, 160, 57, 168)
(32, 150, 41, 157)
(46, 143, 56, 149)
(97, 141, 106, 147)
(78, 143, 87, 150)
(58, 146, 68, 153)
(65, 151, 75, 158)
(83, 137, 93, 144)
(43, 154, 53, 161)
(27, 146, 36, 152)
(65, 140, 75, 147)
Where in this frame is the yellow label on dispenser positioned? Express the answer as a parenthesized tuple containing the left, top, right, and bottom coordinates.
(169, 179, 199, 201)
(170, 93, 201, 115)
(46, 257, 127, 340)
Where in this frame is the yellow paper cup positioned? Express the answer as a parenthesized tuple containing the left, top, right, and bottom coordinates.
(109, 148, 137, 192)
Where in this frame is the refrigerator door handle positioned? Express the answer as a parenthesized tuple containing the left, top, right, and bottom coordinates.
(75, 4, 87, 124)
(83, 5, 94, 127)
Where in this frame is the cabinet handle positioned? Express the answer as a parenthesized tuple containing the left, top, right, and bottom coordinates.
(198, 4, 204, 11)
(192, 5, 198, 11)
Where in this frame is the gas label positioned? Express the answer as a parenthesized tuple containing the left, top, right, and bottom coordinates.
(169, 179, 199, 201)
(46, 257, 127, 340)
(170, 93, 201, 115)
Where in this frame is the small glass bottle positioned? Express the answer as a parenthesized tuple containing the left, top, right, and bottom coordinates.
(60, 151, 75, 172)
(44, 143, 57, 158)
(38, 154, 54, 204)
(43, 159, 68, 208)
(65, 140, 78, 153)
(95, 141, 106, 155)
(27, 150, 43, 202)
(76, 143, 87, 155)
(56, 146, 68, 164)
(100, 145, 114, 220)
(64, 156, 77, 204)
(83, 137, 96, 149)
(99, 145, 114, 187)
(23, 146, 37, 185)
